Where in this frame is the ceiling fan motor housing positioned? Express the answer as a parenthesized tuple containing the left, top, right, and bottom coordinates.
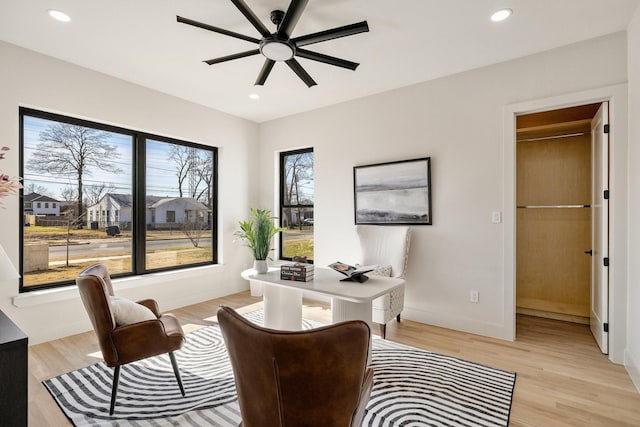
(260, 36, 295, 61)
(270, 10, 285, 26)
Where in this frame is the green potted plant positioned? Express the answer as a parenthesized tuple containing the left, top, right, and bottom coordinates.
(236, 208, 285, 274)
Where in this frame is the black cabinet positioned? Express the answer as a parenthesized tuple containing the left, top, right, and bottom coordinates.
(0, 310, 28, 426)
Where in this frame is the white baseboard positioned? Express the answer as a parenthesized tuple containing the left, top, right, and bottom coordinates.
(402, 306, 512, 341)
(624, 349, 640, 393)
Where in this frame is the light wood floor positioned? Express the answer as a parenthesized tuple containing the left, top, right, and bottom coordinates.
(28, 291, 640, 426)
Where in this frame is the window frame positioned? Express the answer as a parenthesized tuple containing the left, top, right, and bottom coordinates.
(19, 107, 218, 292)
(279, 147, 314, 263)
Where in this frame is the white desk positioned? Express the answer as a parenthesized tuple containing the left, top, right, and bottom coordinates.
(241, 267, 405, 331)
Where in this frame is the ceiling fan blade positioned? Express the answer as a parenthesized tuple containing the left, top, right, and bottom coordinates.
(230, 0, 271, 38)
(296, 49, 359, 70)
(255, 59, 276, 86)
(177, 16, 260, 44)
(204, 49, 260, 65)
(278, 0, 309, 38)
(292, 21, 369, 47)
(285, 58, 317, 87)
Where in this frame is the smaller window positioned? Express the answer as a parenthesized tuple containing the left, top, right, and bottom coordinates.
(45, 202, 49, 208)
(52, 203, 57, 208)
(279, 148, 314, 262)
(37, 202, 41, 208)
(166, 210, 176, 223)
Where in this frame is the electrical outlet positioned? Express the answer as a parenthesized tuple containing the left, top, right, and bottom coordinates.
(491, 211, 502, 224)
(470, 290, 479, 303)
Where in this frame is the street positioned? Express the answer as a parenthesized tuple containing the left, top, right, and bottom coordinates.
(48, 237, 211, 261)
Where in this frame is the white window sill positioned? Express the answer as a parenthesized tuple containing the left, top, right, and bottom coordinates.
(12, 264, 225, 308)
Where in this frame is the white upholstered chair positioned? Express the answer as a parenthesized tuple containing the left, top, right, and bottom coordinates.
(356, 225, 411, 339)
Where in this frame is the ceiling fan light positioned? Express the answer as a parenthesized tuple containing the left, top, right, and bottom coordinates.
(48, 9, 71, 22)
(491, 8, 513, 22)
(260, 41, 294, 61)
(248, 93, 260, 100)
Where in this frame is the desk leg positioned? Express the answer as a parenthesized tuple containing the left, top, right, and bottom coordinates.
(331, 299, 374, 365)
(331, 299, 373, 329)
(263, 284, 303, 330)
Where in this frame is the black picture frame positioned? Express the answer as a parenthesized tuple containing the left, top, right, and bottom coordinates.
(353, 157, 432, 225)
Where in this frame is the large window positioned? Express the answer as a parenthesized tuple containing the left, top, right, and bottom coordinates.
(19, 108, 217, 291)
(279, 148, 314, 262)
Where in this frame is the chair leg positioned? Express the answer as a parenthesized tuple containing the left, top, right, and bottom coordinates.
(109, 365, 121, 416)
(396, 313, 401, 323)
(379, 323, 386, 340)
(169, 351, 186, 396)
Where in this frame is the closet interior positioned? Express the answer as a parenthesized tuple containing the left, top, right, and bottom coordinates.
(515, 103, 601, 324)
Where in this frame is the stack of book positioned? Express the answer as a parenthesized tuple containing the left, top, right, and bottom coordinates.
(280, 262, 314, 282)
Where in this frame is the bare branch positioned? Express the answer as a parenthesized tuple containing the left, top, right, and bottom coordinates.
(26, 123, 122, 221)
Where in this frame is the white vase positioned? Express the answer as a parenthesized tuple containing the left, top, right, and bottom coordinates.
(253, 259, 268, 274)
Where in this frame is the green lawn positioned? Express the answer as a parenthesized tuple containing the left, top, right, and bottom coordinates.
(282, 228, 314, 260)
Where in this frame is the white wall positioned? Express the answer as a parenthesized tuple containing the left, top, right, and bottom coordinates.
(625, 6, 640, 389)
(258, 33, 628, 343)
(0, 41, 259, 344)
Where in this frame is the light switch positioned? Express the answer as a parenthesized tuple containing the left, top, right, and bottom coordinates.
(491, 211, 502, 224)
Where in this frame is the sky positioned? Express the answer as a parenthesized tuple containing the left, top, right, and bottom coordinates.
(22, 115, 207, 202)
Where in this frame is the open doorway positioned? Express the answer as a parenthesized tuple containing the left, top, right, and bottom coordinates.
(515, 102, 609, 353)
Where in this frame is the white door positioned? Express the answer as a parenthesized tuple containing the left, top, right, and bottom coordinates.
(590, 102, 609, 354)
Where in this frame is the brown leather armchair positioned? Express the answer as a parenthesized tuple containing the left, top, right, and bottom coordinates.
(76, 263, 186, 415)
(217, 305, 374, 427)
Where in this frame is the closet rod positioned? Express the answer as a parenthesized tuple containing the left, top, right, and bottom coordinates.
(517, 204, 591, 209)
(516, 131, 590, 143)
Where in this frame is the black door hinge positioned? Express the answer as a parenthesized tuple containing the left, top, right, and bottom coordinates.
(604, 124, 610, 133)
(604, 323, 609, 333)
(604, 190, 609, 200)
(604, 257, 609, 267)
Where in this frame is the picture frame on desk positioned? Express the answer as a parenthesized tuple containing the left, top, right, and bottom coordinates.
(353, 157, 432, 225)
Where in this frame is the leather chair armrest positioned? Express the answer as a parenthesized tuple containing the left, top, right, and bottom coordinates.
(136, 299, 161, 318)
(111, 320, 172, 364)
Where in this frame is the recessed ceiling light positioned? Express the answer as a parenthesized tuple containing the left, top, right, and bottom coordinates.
(490, 8, 512, 22)
(48, 9, 71, 22)
(248, 93, 260, 100)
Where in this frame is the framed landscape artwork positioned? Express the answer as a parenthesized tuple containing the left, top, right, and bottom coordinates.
(353, 157, 432, 225)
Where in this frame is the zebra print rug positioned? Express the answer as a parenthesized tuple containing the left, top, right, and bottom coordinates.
(44, 311, 515, 426)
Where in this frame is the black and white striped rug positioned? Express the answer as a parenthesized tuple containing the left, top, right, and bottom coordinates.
(44, 311, 515, 426)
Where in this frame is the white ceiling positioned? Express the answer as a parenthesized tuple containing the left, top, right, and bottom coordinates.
(1, 0, 638, 123)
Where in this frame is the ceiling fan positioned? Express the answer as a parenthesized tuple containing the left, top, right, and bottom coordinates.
(177, 0, 369, 87)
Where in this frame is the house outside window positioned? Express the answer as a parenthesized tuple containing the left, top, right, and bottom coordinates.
(45, 202, 49, 208)
(166, 210, 176, 223)
(20, 107, 218, 291)
(279, 148, 314, 262)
